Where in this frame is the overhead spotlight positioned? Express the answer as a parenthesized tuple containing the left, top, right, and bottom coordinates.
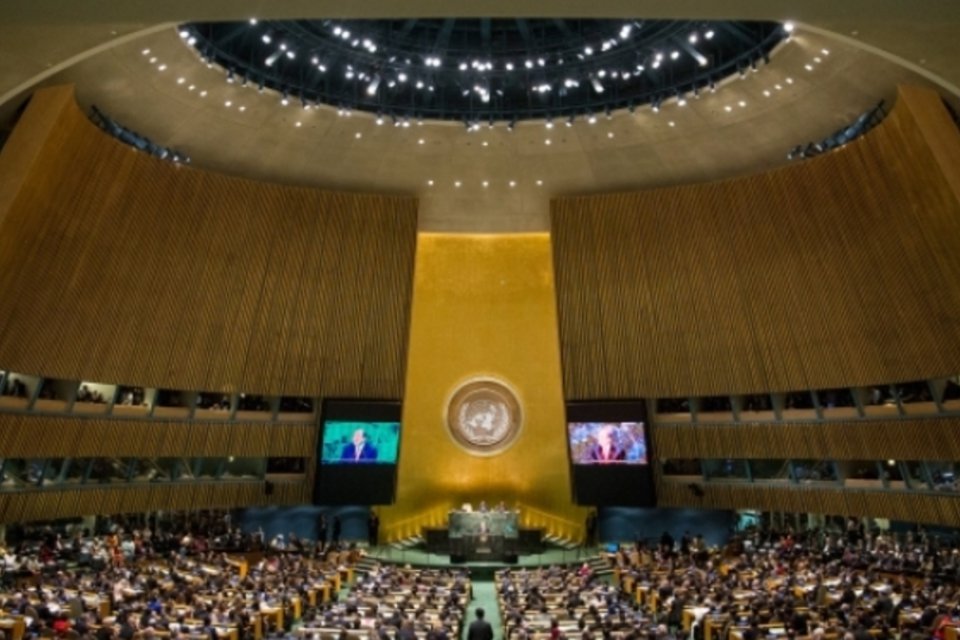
(545, 118, 554, 129)
(261, 32, 272, 44)
(584, 46, 594, 56)
(705, 29, 715, 39)
(505, 62, 515, 71)
(689, 32, 698, 44)
(249, 18, 258, 25)
(366, 74, 381, 96)
(525, 59, 535, 69)
(677, 93, 687, 107)
(619, 24, 633, 40)
(587, 114, 597, 125)
(783, 21, 795, 34)
(179, 29, 190, 39)
(670, 50, 680, 60)
(265, 51, 281, 67)
(537, 57, 546, 67)
(590, 77, 605, 94)
(459, 62, 468, 71)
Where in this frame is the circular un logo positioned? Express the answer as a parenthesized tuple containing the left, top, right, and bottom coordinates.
(446, 379, 522, 456)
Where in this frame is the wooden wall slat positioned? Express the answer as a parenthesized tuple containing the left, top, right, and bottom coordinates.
(0, 413, 317, 458)
(0, 86, 417, 399)
(553, 86, 960, 398)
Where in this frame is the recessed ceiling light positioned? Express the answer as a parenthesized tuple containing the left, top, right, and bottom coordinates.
(763, 90, 771, 97)
(427, 179, 434, 186)
(149, 57, 157, 64)
(804, 64, 814, 71)
(224, 100, 232, 107)
(482, 141, 489, 147)
(724, 105, 732, 112)
(454, 180, 462, 188)
(536, 180, 543, 186)
(199, 90, 207, 97)
(738, 100, 747, 107)
(545, 139, 552, 145)
(668, 121, 675, 127)
(142, 49, 151, 56)
(821, 49, 830, 56)
(238, 106, 246, 112)
(157, 64, 167, 72)
(295, 121, 302, 127)
(177, 77, 185, 84)
(607, 132, 614, 138)
(786, 77, 794, 84)
(418, 138, 425, 145)
(355, 132, 362, 139)
(188, 84, 195, 91)
(509, 180, 516, 187)
(482, 181, 489, 188)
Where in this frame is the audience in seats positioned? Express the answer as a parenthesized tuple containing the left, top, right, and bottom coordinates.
(607, 522, 960, 640)
(0, 512, 472, 640)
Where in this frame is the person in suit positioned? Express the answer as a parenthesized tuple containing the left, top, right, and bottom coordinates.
(340, 428, 378, 462)
(467, 608, 493, 640)
(587, 424, 625, 462)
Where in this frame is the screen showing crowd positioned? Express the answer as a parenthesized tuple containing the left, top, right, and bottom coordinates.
(320, 421, 401, 464)
(568, 421, 648, 464)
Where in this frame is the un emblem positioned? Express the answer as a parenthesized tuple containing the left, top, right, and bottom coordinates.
(446, 378, 522, 456)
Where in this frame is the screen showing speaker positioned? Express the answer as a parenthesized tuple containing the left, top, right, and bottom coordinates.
(320, 421, 401, 464)
(567, 401, 656, 507)
(568, 421, 648, 464)
(313, 400, 401, 505)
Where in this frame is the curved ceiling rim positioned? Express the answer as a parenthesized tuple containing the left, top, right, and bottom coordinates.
(798, 23, 960, 100)
(0, 23, 176, 112)
(4, 20, 958, 121)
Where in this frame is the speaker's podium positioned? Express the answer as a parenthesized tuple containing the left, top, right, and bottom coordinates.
(448, 508, 518, 562)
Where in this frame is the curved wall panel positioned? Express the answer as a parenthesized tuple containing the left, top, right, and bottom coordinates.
(552, 85, 960, 398)
(0, 85, 418, 398)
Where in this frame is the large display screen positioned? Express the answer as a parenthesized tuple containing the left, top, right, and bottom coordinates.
(313, 400, 401, 505)
(568, 421, 648, 465)
(320, 421, 401, 464)
(567, 401, 656, 507)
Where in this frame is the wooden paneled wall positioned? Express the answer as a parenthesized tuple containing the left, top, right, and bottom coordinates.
(653, 417, 960, 462)
(552, 85, 960, 398)
(0, 413, 315, 458)
(657, 481, 960, 528)
(0, 480, 310, 525)
(0, 85, 417, 398)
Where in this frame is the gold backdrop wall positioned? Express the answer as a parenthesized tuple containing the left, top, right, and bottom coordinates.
(382, 233, 586, 541)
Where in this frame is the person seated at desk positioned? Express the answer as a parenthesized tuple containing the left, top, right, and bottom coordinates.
(341, 429, 378, 462)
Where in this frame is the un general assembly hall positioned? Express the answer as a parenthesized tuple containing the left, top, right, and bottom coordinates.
(0, 2, 959, 639)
